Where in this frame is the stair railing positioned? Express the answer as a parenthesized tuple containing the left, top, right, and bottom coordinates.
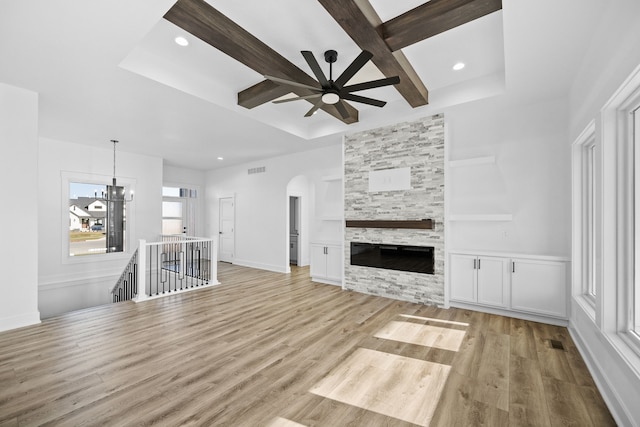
(111, 236, 218, 303)
(111, 248, 138, 302)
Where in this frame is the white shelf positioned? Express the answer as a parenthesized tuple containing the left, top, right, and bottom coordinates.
(448, 156, 495, 168)
(321, 174, 343, 182)
(319, 215, 344, 221)
(448, 214, 513, 221)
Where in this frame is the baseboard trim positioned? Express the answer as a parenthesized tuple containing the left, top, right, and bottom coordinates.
(568, 324, 632, 427)
(231, 258, 288, 274)
(0, 311, 41, 333)
(449, 301, 569, 327)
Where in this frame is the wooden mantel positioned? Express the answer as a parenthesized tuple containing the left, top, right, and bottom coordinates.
(345, 219, 433, 229)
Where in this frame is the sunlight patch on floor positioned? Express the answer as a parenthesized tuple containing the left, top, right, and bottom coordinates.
(309, 348, 450, 426)
(398, 314, 470, 327)
(266, 417, 307, 427)
(374, 320, 466, 352)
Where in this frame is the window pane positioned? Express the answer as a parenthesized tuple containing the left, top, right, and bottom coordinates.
(163, 201, 183, 218)
(587, 143, 596, 297)
(162, 219, 183, 235)
(69, 181, 126, 256)
(162, 186, 180, 197)
(635, 109, 640, 334)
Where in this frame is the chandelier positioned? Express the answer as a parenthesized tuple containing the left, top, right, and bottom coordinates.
(95, 139, 134, 202)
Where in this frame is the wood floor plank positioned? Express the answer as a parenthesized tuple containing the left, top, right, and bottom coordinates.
(509, 355, 551, 427)
(541, 376, 594, 427)
(0, 263, 614, 426)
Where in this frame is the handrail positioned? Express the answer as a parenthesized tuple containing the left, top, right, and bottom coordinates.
(111, 248, 138, 302)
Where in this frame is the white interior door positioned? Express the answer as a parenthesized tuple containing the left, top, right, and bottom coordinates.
(219, 197, 235, 263)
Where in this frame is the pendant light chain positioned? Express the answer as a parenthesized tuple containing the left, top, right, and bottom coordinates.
(111, 139, 118, 186)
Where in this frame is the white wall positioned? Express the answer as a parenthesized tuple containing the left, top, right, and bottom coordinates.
(567, 1, 640, 425)
(38, 137, 163, 318)
(163, 164, 206, 237)
(205, 144, 342, 273)
(0, 83, 40, 332)
(445, 94, 570, 257)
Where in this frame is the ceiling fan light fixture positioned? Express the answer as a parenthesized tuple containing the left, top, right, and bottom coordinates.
(321, 92, 340, 104)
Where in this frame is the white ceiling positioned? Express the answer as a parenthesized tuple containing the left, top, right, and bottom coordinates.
(0, 1, 604, 170)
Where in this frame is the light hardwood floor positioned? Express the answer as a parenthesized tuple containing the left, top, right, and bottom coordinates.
(0, 263, 615, 426)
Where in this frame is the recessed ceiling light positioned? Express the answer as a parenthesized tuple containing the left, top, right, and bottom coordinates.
(453, 62, 465, 71)
(174, 36, 189, 47)
(217, 157, 224, 160)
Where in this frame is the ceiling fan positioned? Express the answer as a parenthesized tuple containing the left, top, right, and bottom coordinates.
(265, 49, 400, 119)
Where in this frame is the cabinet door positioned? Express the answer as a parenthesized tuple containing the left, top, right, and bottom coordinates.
(310, 244, 327, 278)
(325, 245, 343, 282)
(511, 258, 567, 317)
(476, 256, 508, 308)
(449, 254, 477, 303)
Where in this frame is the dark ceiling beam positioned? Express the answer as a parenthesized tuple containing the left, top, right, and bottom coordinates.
(318, 0, 429, 108)
(381, 0, 503, 52)
(237, 80, 291, 110)
(164, 0, 357, 124)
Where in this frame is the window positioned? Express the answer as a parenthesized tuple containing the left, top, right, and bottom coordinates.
(634, 107, 640, 336)
(585, 136, 597, 300)
(162, 186, 198, 236)
(68, 180, 128, 257)
(572, 120, 597, 312)
(601, 63, 640, 352)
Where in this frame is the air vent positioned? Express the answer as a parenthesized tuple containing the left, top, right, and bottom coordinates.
(549, 339, 565, 351)
(248, 166, 266, 175)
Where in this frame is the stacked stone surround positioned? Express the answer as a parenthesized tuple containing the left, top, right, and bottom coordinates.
(344, 114, 445, 305)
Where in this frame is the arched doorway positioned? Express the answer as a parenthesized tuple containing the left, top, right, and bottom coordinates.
(286, 175, 309, 271)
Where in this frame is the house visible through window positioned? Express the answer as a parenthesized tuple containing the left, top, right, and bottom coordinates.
(69, 182, 126, 256)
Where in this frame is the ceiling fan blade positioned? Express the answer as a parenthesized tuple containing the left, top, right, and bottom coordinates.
(264, 75, 322, 92)
(334, 50, 373, 88)
(334, 100, 351, 119)
(341, 93, 387, 107)
(304, 99, 325, 117)
(272, 94, 322, 104)
(301, 51, 329, 87)
(342, 76, 400, 93)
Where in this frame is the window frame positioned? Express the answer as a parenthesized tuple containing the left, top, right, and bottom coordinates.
(600, 63, 640, 356)
(572, 120, 598, 318)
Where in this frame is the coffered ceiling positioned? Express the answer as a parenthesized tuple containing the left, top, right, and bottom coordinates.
(0, 1, 604, 170)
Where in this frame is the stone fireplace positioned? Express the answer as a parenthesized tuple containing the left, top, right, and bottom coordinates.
(344, 114, 444, 305)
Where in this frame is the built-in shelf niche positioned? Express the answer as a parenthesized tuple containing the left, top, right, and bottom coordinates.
(345, 219, 433, 229)
(448, 155, 511, 222)
(317, 174, 343, 222)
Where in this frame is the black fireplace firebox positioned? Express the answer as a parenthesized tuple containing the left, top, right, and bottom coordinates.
(350, 242, 434, 274)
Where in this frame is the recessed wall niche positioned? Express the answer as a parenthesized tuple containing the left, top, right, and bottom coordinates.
(344, 114, 445, 305)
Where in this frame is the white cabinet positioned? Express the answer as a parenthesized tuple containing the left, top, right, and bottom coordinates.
(449, 251, 568, 320)
(310, 242, 342, 286)
(450, 254, 508, 308)
(510, 258, 567, 318)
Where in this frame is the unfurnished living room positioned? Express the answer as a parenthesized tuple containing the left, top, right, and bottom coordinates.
(1, 1, 639, 426)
